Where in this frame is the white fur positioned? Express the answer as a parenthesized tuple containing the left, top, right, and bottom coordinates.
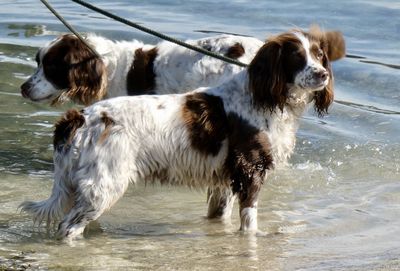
(240, 206, 258, 231)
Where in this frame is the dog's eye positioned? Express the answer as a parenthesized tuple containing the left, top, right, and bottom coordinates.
(317, 49, 324, 60)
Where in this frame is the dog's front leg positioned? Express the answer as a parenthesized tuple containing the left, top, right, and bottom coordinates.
(238, 176, 262, 232)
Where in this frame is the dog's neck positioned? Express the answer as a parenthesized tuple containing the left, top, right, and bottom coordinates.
(89, 37, 149, 98)
(208, 70, 312, 125)
(207, 70, 313, 165)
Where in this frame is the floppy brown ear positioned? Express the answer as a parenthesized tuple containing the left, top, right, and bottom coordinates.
(248, 40, 287, 111)
(325, 31, 346, 61)
(64, 37, 107, 106)
(314, 47, 334, 116)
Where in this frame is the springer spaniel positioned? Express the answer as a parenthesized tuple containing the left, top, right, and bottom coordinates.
(20, 34, 262, 105)
(21, 27, 341, 239)
(20, 31, 345, 105)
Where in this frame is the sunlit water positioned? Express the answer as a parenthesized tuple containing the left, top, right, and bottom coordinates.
(1, 0, 399, 270)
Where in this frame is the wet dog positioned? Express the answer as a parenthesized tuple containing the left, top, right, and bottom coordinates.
(21, 27, 340, 239)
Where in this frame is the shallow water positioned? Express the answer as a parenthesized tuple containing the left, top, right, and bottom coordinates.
(1, 0, 400, 270)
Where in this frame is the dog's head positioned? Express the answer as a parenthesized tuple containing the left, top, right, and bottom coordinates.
(248, 27, 341, 116)
(20, 34, 107, 106)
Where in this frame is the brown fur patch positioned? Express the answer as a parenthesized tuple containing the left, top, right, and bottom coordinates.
(182, 93, 228, 156)
(43, 35, 75, 91)
(248, 34, 303, 111)
(325, 31, 346, 61)
(225, 43, 245, 59)
(224, 113, 273, 206)
(127, 47, 158, 95)
(44, 34, 107, 106)
(53, 109, 85, 149)
(98, 112, 115, 144)
(306, 27, 345, 61)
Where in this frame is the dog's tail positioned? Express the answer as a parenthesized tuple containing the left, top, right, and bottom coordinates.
(20, 109, 85, 226)
(19, 185, 72, 226)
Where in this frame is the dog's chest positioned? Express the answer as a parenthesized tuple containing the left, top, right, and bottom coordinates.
(267, 111, 299, 165)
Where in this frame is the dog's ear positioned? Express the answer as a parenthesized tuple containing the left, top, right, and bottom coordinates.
(325, 31, 346, 61)
(59, 36, 107, 106)
(67, 55, 107, 106)
(308, 25, 346, 62)
(314, 34, 334, 116)
(248, 40, 287, 111)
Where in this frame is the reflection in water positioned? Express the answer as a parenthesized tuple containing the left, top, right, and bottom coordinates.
(7, 24, 45, 38)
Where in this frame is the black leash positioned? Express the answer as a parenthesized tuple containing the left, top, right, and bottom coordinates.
(40, 0, 101, 58)
(71, 0, 248, 67)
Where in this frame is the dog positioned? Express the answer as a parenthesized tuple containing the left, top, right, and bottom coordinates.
(20, 27, 340, 240)
(19, 34, 262, 105)
(20, 31, 345, 106)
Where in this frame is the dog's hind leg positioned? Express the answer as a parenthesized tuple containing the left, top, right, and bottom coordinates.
(56, 145, 132, 240)
(206, 187, 235, 220)
(56, 174, 130, 240)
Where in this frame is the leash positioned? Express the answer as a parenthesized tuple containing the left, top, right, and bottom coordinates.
(40, 0, 101, 58)
(71, 0, 248, 67)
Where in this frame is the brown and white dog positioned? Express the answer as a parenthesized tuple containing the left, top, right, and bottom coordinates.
(21, 27, 341, 240)
(20, 31, 345, 105)
(20, 34, 262, 105)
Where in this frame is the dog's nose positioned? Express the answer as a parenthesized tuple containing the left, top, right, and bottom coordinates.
(20, 82, 31, 98)
(316, 70, 329, 81)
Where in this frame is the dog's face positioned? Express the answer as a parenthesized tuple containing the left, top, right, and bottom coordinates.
(248, 28, 334, 115)
(20, 34, 106, 105)
(20, 37, 69, 102)
(286, 32, 330, 91)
